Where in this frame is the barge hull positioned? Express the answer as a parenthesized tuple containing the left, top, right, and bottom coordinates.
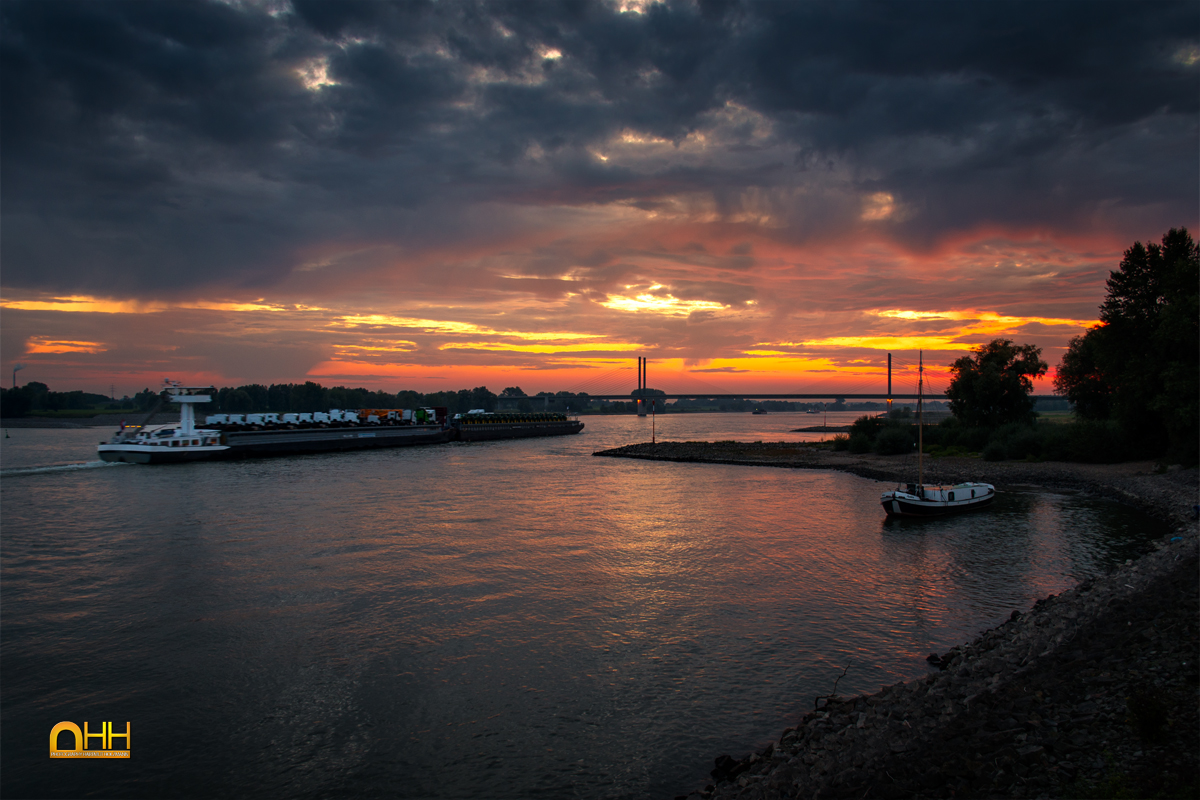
(453, 421, 584, 442)
(98, 444, 229, 465)
(219, 425, 454, 458)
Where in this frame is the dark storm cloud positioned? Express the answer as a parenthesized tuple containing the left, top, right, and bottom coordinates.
(2, 0, 1195, 295)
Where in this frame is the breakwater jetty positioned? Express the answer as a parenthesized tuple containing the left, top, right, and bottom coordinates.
(594, 442, 1199, 799)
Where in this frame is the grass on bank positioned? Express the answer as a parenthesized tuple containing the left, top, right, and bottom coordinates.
(829, 415, 1184, 465)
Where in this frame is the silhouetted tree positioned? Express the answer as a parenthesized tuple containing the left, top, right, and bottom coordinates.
(240, 384, 270, 412)
(467, 386, 497, 411)
(133, 388, 159, 411)
(227, 389, 255, 413)
(946, 340, 1047, 428)
(1053, 332, 1111, 420)
(0, 387, 31, 416)
(1054, 227, 1199, 461)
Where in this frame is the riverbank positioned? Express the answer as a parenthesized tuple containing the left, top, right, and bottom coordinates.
(590, 443, 1199, 799)
(594, 441, 1198, 526)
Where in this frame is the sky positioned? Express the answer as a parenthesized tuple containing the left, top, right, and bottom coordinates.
(2, 0, 1197, 399)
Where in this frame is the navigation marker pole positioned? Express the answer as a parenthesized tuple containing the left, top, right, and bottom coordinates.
(887, 353, 892, 417)
(650, 354, 655, 442)
(918, 351, 924, 490)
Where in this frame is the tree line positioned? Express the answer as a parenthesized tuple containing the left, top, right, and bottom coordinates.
(0, 382, 115, 417)
(0, 382, 597, 418)
(837, 227, 1198, 464)
(200, 382, 499, 415)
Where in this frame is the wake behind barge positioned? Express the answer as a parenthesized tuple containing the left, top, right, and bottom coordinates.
(98, 386, 583, 465)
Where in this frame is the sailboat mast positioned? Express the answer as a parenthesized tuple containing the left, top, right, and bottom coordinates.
(918, 351, 924, 488)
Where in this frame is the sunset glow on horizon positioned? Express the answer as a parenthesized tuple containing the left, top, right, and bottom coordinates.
(2, 2, 1195, 398)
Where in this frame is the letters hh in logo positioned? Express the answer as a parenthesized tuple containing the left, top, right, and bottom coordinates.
(50, 721, 130, 758)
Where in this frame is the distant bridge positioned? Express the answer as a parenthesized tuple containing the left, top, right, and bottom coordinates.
(554, 393, 942, 401)
(497, 355, 951, 409)
(495, 355, 1064, 411)
(496, 392, 942, 411)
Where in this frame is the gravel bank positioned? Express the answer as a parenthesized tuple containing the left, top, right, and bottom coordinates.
(594, 441, 1197, 527)
(591, 443, 1199, 799)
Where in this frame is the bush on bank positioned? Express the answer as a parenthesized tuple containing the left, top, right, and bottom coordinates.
(845, 414, 1156, 464)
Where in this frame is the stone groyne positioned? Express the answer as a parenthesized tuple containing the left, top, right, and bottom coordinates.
(592, 443, 1199, 799)
(594, 441, 1197, 527)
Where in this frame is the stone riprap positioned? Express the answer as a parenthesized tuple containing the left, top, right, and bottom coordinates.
(590, 443, 1199, 799)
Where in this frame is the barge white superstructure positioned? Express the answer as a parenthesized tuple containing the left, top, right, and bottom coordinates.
(98, 383, 229, 464)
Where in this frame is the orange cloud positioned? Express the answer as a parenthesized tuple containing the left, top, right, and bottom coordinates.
(599, 286, 738, 315)
(332, 314, 601, 341)
(2, 295, 150, 313)
(0, 294, 309, 314)
(873, 309, 1093, 328)
(442, 342, 639, 354)
(24, 337, 106, 354)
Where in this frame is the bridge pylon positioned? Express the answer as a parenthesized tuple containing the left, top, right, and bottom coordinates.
(637, 357, 647, 416)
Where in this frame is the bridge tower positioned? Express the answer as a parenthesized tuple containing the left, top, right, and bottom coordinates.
(637, 357, 647, 416)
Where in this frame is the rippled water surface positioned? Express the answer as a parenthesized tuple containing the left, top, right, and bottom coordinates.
(1, 415, 1167, 798)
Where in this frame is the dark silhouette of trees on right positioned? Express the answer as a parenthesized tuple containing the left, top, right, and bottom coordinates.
(1054, 228, 1199, 463)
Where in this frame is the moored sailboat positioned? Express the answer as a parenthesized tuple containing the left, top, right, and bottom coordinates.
(880, 353, 995, 517)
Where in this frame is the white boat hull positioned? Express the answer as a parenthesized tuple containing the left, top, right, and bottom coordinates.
(98, 443, 230, 464)
(881, 482, 995, 517)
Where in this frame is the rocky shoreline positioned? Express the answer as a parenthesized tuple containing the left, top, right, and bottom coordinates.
(591, 442, 1199, 799)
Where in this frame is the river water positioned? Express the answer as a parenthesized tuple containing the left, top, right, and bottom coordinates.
(0, 413, 1166, 798)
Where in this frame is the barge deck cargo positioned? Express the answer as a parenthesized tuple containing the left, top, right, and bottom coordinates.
(221, 424, 454, 457)
(451, 410, 584, 442)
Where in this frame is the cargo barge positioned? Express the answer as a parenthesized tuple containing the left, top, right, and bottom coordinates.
(451, 410, 584, 441)
(98, 386, 582, 464)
